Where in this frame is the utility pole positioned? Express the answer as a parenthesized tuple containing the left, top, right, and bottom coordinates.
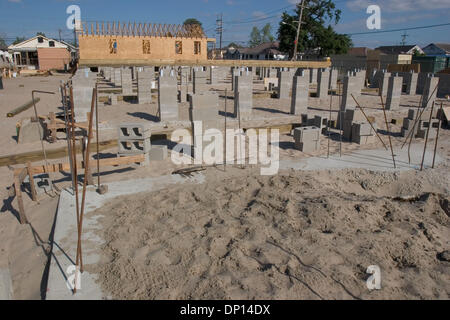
(59, 29, 62, 42)
(73, 18, 78, 48)
(216, 13, 223, 58)
(400, 31, 409, 46)
(292, 0, 306, 61)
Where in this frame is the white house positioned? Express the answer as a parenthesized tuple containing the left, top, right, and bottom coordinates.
(8, 35, 77, 70)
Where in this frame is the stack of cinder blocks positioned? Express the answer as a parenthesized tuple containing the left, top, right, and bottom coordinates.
(341, 109, 365, 140)
(293, 126, 321, 152)
(118, 123, 151, 165)
(351, 121, 377, 144)
(401, 108, 439, 139)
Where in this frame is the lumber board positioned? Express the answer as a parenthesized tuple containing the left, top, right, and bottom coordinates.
(16, 154, 145, 175)
(79, 59, 331, 69)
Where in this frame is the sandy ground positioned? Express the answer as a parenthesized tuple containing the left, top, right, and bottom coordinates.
(88, 166, 450, 300)
(0, 73, 449, 299)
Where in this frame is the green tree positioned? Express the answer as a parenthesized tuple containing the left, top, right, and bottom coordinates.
(278, 0, 352, 58)
(261, 23, 274, 43)
(12, 37, 26, 45)
(249, 26, 262, 47)
(0, 34, 7, 48)
(227, 42, 243, 48)
(413, 49, 425, 57)
(183, 18, 202, 27)
(36, 32, 46, 37)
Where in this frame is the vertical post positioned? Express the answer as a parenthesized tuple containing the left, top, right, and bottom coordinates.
(327, 92, 332, 158)
(379, 95, 396, 168)
(14, 175, 27, 224)
(27, 162, 37, 202)
(95, 84, 101, 188)
(224, 88, 227, 171)
(432, 102, 443, 169)
(420, 102, 435, 171)
(292, 0, 306, 61)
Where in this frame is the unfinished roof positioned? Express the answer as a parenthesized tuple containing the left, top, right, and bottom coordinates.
(80, 21, 206, 38)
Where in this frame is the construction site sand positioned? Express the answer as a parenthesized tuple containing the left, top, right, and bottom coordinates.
(88, 167, 450, 300)
(1, 75, 449, 299)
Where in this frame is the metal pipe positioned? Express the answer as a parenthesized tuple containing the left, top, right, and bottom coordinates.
(401, 81, 439, 149)
(420, 102, 435, 171)
(31, 90, 55, 192)
(379, 95, 396, 168)
(339, 83, 342, 157)
(351, 94, 388, 150)
(327, 91, 332, 158)
(407, 95, 423, 164)
(224, 88, 227, 171)
(69, 85, 82, 294)
(95, 84, 100, 188)
(432, 102, 443, 168)
(61, 84, 75, 191)
(76, 88, 96, 277)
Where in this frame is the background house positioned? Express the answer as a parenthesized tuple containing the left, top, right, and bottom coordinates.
(224, 42, 287, 60)
(8, 35, 76, 71)
(422, 43, 450, 57)
(0, 43, 14, 77)
(375, 45, 424, 55)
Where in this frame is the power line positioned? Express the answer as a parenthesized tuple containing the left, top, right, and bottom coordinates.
(224, 4, 296, 25)
(347, 22, 450, 36)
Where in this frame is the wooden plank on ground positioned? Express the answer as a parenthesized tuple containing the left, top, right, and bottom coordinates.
(16, 154, 145, 175)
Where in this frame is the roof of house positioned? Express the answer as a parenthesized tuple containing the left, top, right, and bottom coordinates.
(232, 42, 284, 56)
(8, 36, 73, 51)
(347, 47, 370, 56)
(375, 45, 420, 55)
(427, 43, 450, 54)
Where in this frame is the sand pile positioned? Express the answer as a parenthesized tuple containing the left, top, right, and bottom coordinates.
(89, 168, 450, 300)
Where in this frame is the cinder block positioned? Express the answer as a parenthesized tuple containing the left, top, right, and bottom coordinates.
(352, 134, 377, 145)
(118, 123, 151, 140)
(352, 122, 374, 137)
(118, 138, 151, 154)
(149, 145, 168, 161)
(342, 120, 353, 140)
(345, 109, 365, 122)
(293, 126, 320, 143)
(109, 94, 117, 105)
(295, 140, 320, 152)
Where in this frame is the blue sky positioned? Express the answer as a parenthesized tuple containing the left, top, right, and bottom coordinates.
(0, 0, 449, 48)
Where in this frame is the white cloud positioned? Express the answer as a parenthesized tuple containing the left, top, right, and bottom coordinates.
(8, 0, 22, 3)
(346, 0, 450, 12)
(252, 11, 268, 19)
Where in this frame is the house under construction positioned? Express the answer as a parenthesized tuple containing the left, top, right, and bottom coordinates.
(78, 21, 216, 62)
